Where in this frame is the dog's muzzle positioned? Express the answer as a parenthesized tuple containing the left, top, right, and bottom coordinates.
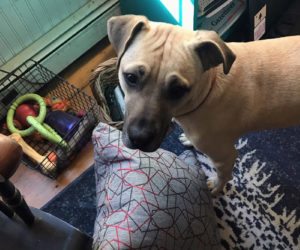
(122, 118, 166, 152)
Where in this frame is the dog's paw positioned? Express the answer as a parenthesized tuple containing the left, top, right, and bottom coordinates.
(207, 178, 223, 197)
(206, 179, 215, 190)
(179, 133, 193, 147)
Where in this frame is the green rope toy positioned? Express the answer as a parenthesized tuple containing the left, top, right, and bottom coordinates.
(6, 94, 67, 147)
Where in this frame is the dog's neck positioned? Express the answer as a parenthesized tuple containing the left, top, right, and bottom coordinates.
(175, 72, 217, 118)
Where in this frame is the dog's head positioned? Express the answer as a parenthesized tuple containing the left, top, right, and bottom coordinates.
(107, 15, 235, 152)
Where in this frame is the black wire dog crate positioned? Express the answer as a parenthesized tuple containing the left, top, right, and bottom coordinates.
(0, 60, 101, 178)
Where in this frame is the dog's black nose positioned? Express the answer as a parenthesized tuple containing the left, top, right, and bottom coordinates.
(127, 119, 156, 149)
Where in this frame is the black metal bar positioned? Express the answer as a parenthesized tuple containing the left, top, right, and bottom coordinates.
(0, 60, 39, 92)
(0, 176, 34, 226)
(0, 68, 42, 86)
(0, 200, 14, 218)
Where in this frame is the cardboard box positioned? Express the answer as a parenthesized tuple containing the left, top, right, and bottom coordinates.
(248, 0, 266, 40)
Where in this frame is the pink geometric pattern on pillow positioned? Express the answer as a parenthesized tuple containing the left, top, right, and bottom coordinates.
(92, 123, 220, 249)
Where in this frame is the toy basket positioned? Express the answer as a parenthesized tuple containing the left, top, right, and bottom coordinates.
(89, 57, 124, 130)
(0, 59, 101, 178)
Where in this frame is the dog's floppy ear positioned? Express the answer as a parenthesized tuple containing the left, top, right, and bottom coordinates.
(107, 15, 149, 65)
(188, 30, 236, 74)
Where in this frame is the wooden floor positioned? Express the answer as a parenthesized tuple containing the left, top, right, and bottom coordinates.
(10, 38, 116, 209)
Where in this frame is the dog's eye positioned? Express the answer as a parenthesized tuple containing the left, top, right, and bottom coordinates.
(168, 84, 189, 99)
(124, 73, 138, 87)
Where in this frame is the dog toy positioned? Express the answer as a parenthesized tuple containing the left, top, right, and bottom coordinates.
(45, 110, 80, 139)
(14, 104, 37, 127)
(6, 94, 67, 147)
(2, 121, 43, 141)
(76, 109, 86, 117)
(8, 133, 57, 174)
(67, 108, 87, 118)
(2, 120, 23, 132)
(44, 96, 70, 112)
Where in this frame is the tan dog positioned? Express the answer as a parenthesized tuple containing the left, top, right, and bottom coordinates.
(107, 15, 300, 195)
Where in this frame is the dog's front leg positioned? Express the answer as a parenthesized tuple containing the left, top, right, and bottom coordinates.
(205, 145, 238, 196)
(179, 133, 193, 147)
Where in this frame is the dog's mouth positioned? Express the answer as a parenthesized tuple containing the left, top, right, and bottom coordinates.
(122, 120, 170, 152)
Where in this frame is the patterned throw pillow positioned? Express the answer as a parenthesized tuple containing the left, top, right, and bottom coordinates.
(92, 123, 220, 250)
